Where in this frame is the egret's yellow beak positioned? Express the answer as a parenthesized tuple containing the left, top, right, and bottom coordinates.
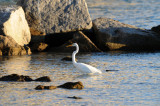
(66, 44, 73, 47)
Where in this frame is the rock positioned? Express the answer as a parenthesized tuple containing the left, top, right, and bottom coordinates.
(0, 5, 31, 46)
(45, 32, 75, 47)
(29, 27, 48, 52)
(0, 74, 52, 82)
(0, 35, 20, 49)
(106, 70, 119, 72)
(58, 81, 84, 89)
(30, 42, 48, 52)
(19, 0, 92, 34)
(93, 17, 160, 51)
(0, 50, 2, 55)
(0, 74, 33, 82)
(35, 85, 57, 90)
(49, 31, 101, 52)
(0, 35, 32, 56)
(67, 96, 82, 99)
(34, 76, 51, 82)
(151, 25, 160, 35)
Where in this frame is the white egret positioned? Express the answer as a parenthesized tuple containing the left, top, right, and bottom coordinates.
(67, 43, 102, 74)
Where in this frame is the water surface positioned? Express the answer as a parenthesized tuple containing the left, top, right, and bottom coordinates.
(0, 52, 160, 105)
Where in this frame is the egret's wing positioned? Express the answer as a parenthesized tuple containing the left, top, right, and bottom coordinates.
(74, 63, 102, 74)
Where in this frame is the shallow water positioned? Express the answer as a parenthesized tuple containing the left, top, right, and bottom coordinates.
(0, 52, 160, 105)
(0, 0, 160, 105)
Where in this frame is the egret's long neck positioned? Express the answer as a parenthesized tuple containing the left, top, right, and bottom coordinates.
(72, 44, 79, 64)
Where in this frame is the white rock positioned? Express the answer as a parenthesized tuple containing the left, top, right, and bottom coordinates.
(0, 5, 31, 46)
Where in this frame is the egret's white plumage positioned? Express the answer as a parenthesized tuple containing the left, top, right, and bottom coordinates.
(70, 43, 102, 74)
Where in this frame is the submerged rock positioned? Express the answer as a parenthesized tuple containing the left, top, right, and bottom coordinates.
(106, 70, 119, 72)
(58, 81, 84, 89)
(93, 17, 160, 51)
(0, 5, 31, 46)
(35, 85, 57, 90)
(0, 74, 51, 82)
(34, 76, 51, 82)
(67, 96, 82, 99)
(0, 74, 33, 82)
(19, 0, 92, 34)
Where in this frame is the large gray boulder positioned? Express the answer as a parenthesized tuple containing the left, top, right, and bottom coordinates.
(18, 0, 92, 34)
(0, 5, 31, 46)
(93, 17, 160, 51)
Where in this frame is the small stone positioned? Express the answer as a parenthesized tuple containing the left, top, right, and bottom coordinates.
(35, 85, 57, 90)
(44, 86, 57, 90)
(67, 96, 82, 99)
(58, 81, 84, 89)
(35, 85, 45, 90)
(106, 70, 119, 72)
(34, 76, 51, 82)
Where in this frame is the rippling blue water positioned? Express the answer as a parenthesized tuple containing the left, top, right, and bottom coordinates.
(0, 0, 160, 105)
(86, 0, 160, 29)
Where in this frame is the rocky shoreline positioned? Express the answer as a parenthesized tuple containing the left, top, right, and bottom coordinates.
(0, 0, 160, 56)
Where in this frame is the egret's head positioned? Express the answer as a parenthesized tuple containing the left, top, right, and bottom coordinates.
(66, 43, 78, 47)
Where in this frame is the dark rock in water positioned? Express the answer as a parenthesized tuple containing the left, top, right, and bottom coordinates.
(35, 81, 84, 90)
(0, 74, 33, 82)
(67, 96, 82, 99)
(35, 85, 57, 90)
(93, 17, 160, 51)
(58, 81, 84, 89)
(151, 25, 160, 35)
(0, 74, 51, 82)
(34, 76, 51, 82)
(106, 70, 119, 72)
(61, 56, 78, 61)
